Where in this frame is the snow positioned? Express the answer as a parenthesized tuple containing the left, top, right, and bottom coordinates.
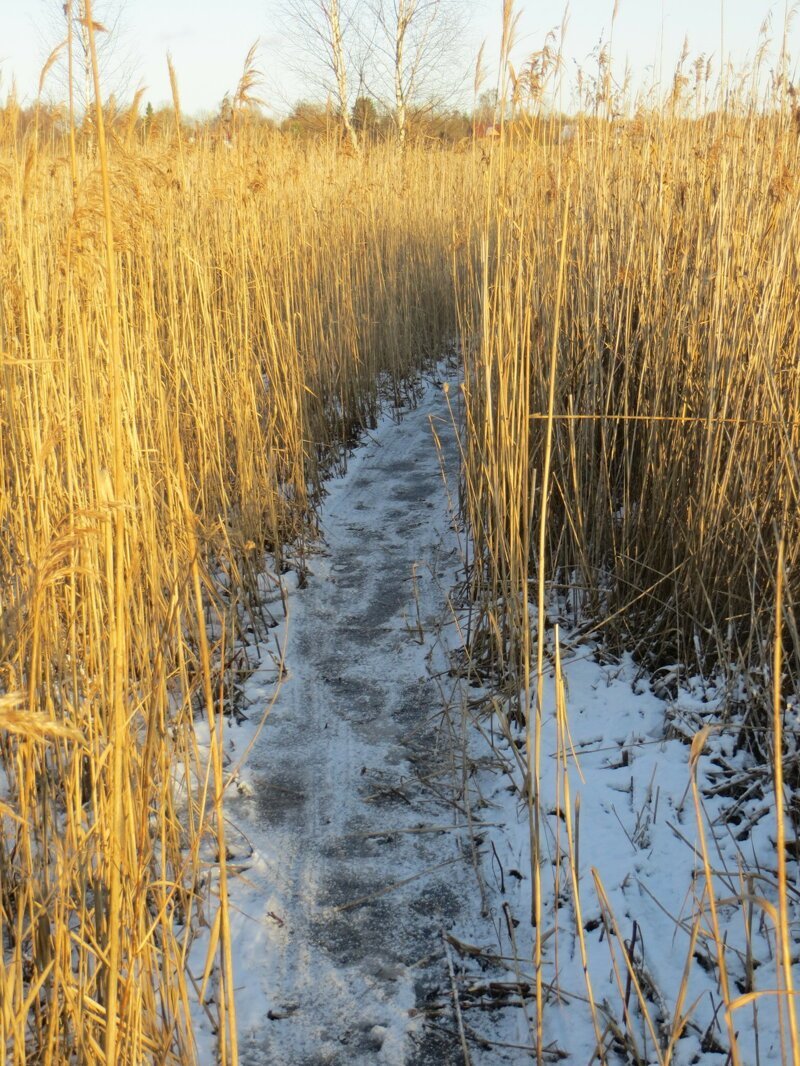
(192, 368, 487, 1064)
(455, 628, 798, 1062)
(188, 367, 797, 1064)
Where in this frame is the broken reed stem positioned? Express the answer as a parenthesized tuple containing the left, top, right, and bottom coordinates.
(591, 871, 664, 1064)
(689, 728, 741, 1066)
(443, 930, 472, 1066)
(554, 632, 605, 1063)
(772, 538, 799, 1063)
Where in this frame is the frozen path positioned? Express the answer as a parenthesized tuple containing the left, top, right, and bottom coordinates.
(224, 377, 476, 1065)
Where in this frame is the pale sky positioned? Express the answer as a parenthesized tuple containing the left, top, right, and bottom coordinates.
(1, 2, 796, 116)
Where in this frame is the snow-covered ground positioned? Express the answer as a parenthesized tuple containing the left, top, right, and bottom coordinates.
(193, 371, 490, 1064)
(462, 640, 796, 1063)
(191, 371, 797, 1064)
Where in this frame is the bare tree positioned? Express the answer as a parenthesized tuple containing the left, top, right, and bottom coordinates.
(40, 0, 136, 137)
(283, 0, 362, 152)
(368, 0, 466, 147)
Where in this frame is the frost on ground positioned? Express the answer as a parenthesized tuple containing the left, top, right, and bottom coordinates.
(191, 372, 798, 1065)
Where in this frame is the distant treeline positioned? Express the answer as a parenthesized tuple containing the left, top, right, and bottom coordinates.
(0, 89, 579, 148)
(5, 88, 798, 152)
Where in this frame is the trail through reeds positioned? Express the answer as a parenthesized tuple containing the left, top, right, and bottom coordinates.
(2, 60, 800, 1063)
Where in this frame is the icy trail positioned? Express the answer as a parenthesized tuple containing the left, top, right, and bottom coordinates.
(214, 377, 478, 1065)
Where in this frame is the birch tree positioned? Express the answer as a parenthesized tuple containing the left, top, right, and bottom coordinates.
(369, 0, 465, 147)
(284, 0, 362, 152)
(56, 1, 133, 114)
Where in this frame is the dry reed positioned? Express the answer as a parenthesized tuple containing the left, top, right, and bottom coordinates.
(3, 28, 800, 1063)
(0, 99, 458, 1060)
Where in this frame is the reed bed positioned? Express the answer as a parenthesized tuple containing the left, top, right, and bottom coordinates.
(0, 118, 458, 1062)
(2, 42, 800, 1063)
(456, 101, 800, 1063)
(459, 108, 800, 715)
